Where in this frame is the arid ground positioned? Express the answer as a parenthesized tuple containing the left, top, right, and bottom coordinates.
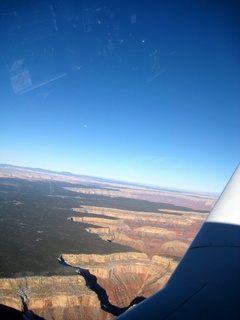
(0, 165, 217, 319)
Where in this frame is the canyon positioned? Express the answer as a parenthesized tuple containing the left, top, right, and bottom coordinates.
(0, 253, 177, 319)
(0, 165, 217, 319)
(71, 205, 207, 257)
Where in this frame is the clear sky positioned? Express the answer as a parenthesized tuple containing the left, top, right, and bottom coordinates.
(0, 0, 239, 193)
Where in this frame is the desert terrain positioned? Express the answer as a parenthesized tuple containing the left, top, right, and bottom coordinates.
(0, 165, 217, 319)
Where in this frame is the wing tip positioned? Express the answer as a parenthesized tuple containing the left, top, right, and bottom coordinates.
(206, 164, 240, 225)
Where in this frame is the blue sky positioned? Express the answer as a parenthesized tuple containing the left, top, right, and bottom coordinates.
(0, 0, 239, 193)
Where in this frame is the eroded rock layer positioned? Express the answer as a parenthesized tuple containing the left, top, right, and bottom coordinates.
(0, 253, 177, 320)
(71, 205, 207, 257)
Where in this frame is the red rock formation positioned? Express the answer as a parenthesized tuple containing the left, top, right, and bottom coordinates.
(0, 253, 177, 320)
(72, 205, 207, 257)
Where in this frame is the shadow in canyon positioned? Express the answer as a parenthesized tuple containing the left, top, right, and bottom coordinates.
(59, 256, 146, 316)
(77, 267, 146, 316)
(0, 284, 46, 320)
(0, 304, 45, 320)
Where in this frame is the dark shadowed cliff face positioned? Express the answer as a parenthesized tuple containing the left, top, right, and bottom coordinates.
(0, 253, 178, 320)
(0, 304, 45, 320)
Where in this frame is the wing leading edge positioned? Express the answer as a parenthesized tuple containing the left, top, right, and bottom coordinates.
(117, 164, 240, 319)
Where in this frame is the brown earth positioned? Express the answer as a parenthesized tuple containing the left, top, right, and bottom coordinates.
(0, 253, 177, 320)
(0, 166, 216, 319)
(71, 205, 208, 257)
(64, 186, 215, 211)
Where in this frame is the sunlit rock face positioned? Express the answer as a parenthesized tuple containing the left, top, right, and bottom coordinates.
(71, 205, 207, 257)
(61, 253, 177, 306)
(0, 253, 177, 320)
(0, 276, 99, 320)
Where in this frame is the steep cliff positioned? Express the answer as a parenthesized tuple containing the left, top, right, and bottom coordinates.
(72, 205, 207, 257)
(0, 253, 177, 319)
(0, 275, 101, 320)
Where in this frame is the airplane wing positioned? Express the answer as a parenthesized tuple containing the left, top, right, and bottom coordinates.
(117, 164, 240, 319)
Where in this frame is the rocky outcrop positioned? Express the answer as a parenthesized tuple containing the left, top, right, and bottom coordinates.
(0, 275, 101, 320)
(0, 253, 178, 320)
(72, 205, 207, 257)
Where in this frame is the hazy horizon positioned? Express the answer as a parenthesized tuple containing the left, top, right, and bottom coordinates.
(0, 163, 220, 196)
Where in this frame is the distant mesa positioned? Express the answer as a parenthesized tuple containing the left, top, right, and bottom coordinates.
(71, 205, 208, 257)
